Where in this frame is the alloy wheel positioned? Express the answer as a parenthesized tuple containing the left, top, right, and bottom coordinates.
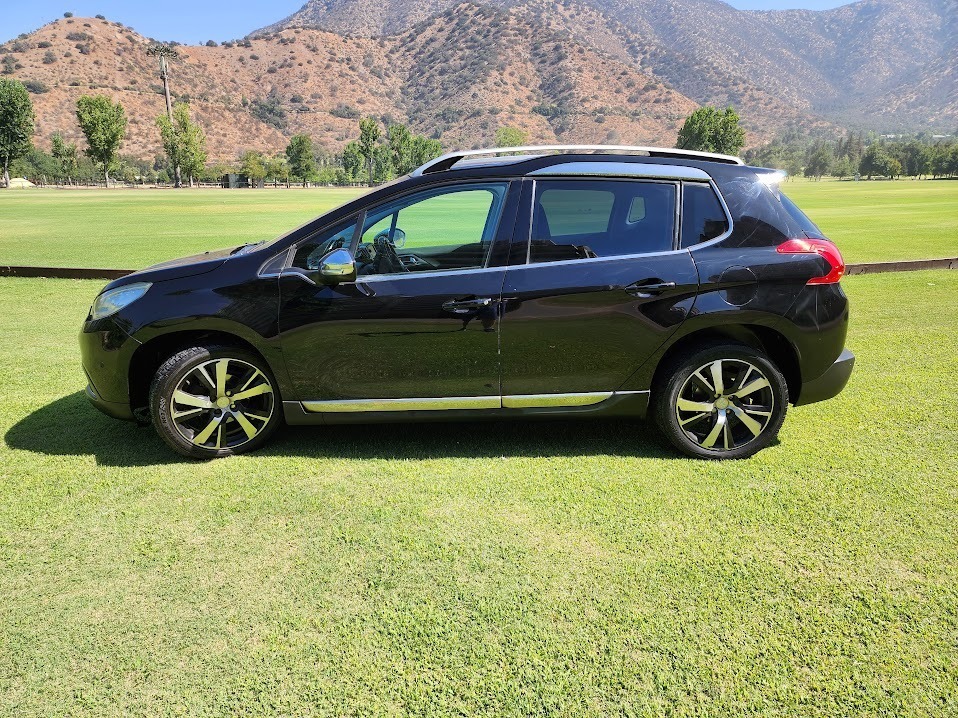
(674, 358, 775, 452)
(169, 358, 275, 450)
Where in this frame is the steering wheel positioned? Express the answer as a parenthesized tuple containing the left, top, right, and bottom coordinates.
(373, 230, 408, 273)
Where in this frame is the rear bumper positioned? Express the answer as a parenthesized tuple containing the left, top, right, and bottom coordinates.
(795, 348, 855, 406)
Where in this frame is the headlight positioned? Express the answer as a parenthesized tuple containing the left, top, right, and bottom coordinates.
(90, 282, 152, 320)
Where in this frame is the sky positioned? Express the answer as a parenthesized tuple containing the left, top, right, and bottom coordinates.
(1, 0, 854, 45)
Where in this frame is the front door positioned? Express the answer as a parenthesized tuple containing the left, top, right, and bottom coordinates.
(500, 178, 699, 399)
(277, 181, 518, 405)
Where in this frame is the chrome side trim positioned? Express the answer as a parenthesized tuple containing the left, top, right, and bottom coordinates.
(301, 391, 650, 413)
(302, 396, 501, 413)
(529, 163, 711, 181)
(502, 392, 613, 408)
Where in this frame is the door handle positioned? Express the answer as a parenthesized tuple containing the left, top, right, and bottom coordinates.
(442, 297, 493, 314)
(624, 280, 676, 298)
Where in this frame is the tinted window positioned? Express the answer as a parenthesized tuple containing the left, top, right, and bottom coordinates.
(292, 218, 357, 270)
(530, 180, 676, 263)
(681, 183, 729, 248)
(780, 192, 826, 239)
(358, 183, 507, 275)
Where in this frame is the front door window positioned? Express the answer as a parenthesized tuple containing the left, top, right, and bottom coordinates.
(356, 183, 508, 276)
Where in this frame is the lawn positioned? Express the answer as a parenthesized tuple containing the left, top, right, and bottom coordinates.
(0, 271, 956, 716)
(782, 178, 958, 263)
(0, 179, 956, 269)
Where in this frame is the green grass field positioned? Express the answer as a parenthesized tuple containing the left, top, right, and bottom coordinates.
(0, 179, 955, 269)
(1, 271, 956, 716)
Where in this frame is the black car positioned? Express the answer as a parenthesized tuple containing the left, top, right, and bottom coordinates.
(80, 145, 854, 460)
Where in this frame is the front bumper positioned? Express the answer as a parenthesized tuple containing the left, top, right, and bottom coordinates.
(85, 382, 135, 420)
(795, 348, 855, 406)
(80, 318, 139, 421)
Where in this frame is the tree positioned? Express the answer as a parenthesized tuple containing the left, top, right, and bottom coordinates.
(676, 106, 746, 156)
(898, 141, 931, 179)
(370, 144, 393, 185)
(75, 94, 126, 183)
(831, 155, 854, 180)
(858, 144, 900, 180)
(0, 78, 34, 188)
(409, 135, 442, 168)
(803, 144, 833, 180)
(266, 154, 288, 186)
(51, 132, 78, 183)
(357, 117, 381, 186)
(341, 141, 364, 183)
(239, 150, 266, 187)
(285, 133, 315, 186)
(388, 123, 415, 175)
(494, 126, 529, 148)
(156, 102, 207, 187)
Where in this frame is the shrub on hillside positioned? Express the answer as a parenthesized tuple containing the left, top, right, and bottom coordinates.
(24, 79, 50, 94)
(66, 32, 92, 42)
(43, 50, 57, 64)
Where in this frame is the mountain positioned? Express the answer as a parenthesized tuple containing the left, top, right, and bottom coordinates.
(1, 0, 952, 164)
(258, 0, 958, 131)
(0, 9, 718, 162)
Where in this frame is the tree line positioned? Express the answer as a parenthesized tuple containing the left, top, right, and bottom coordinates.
(0, 74, 446, 188)
(744, 128, 958, 180)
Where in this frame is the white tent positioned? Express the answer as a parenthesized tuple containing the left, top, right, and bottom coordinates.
(5, 178, 36, 189)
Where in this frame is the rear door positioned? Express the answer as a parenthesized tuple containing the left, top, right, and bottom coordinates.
(499, 177, 699, 399)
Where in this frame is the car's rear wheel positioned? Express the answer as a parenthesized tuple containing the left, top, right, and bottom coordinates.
(149, 345, 281, 459)
(653, 343, 788, 460)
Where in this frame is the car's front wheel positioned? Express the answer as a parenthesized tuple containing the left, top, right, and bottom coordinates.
(150, 345, 281, 459)
(653, 343, 788, 460)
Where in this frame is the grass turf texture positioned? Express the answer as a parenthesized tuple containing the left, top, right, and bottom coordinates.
(0, 271, 956, 716)
(1, 179, 956, 269)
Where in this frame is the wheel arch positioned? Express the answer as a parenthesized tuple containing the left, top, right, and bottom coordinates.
(651, 324, 801, 403)
(128, 329, 272, 416)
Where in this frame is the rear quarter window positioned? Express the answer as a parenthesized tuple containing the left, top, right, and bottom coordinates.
(681, 183, 729, 247)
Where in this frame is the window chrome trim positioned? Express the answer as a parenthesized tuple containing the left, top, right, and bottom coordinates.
(301, 391, 649, 413)
(529, 162, 711, 181)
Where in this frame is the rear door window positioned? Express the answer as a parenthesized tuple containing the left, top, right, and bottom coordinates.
(530, 180, 677, 262)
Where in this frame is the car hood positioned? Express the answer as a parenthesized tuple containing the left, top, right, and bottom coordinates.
(102, 247, 237, 291)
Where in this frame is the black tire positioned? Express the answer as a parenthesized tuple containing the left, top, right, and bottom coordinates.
(652, 342, 788, 460)
(149, 344, 281, 459)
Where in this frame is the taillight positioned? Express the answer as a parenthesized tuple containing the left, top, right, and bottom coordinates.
(776, 238, 845, 285)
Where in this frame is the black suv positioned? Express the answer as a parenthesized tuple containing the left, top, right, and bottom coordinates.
(80, 145, 854, 460)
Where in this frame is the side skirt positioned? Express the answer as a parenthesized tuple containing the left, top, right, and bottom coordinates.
(283, 391, 650, 426)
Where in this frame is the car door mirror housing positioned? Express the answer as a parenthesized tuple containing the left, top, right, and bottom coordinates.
(317, 248, 356, 284)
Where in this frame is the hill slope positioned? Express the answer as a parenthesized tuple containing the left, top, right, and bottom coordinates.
(259, 0, 958, 130)
(0, 9, 732, 162)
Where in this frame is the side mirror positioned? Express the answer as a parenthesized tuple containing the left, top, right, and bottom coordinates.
(317, 248, 356, 284)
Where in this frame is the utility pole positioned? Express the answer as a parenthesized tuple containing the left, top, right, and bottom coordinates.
(147, 44, 182, 188)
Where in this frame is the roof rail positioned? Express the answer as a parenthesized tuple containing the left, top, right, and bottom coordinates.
(411, 144, 744, 176)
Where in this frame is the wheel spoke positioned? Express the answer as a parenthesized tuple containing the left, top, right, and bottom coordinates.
(215, 359, 230, 397)
(238, 369, 263, 393)
(691, 369, 715, 394)
(680, 412, 711, 427)
(729, 405, 763, 437)
(701, 410, 728, 449)
(677, 398, 715, 414)
(193, 415, 224, 445)
(733, 377, 770, 398)
(194, 364, 216, 393)
(173, 390, 213, 409)
(172, 406, 205, 420)
(231, 382, 273, 402)
(709, 360, 725, 396)
(742, 404, 773, 418)
(233, 411, 259, 440)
